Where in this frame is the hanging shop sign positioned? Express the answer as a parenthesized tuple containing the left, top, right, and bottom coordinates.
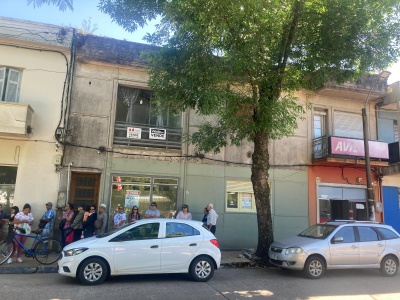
(127, 127, 142, 139)
(149, 128, 166, 140)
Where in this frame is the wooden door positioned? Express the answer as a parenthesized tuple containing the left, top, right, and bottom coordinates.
(70, 172, 101, 209)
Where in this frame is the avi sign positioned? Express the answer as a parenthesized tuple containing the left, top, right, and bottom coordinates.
(330, 137, 388, 159)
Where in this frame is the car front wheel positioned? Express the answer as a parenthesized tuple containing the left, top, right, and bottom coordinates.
(380, 255, 398, 277)
(78, 258, 108, 285)
(303, 256, 325, 279)
(190, 256, 215, 282)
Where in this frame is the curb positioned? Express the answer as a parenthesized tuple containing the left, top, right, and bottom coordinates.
(0, 265, 58, 274)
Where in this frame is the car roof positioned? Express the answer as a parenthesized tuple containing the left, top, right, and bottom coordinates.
(134, 219, 204, 225)
(321, 220, 390, 228)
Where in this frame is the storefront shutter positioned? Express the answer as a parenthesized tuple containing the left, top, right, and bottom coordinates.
(334, 111, 363, 139)
(226, 180, 253, 193)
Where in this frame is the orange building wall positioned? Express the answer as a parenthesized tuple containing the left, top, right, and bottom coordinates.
(308, 165, 382, 225)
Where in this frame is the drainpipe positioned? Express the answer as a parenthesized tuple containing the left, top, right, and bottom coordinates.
(66, 162, 73, 205)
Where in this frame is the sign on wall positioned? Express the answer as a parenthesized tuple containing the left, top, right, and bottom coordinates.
(330, 137, 388, 159)
(149, 128, 166, 140)
(127, 127, 142, 139)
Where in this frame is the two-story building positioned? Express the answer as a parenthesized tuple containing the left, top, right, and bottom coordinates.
(0, 17, 72, 220)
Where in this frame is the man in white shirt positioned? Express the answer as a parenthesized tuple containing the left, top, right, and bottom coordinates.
(113, 205, 126, 228)
(206, 203, 218, 234)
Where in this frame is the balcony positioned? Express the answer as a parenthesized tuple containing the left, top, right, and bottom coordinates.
(0, 102, 34, 137)
(313, 136, 389, 166)
(114, 121, 182, 150)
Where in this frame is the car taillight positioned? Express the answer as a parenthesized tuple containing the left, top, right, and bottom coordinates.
(210, 239, 219, 248)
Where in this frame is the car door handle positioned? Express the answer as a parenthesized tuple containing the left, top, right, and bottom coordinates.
(351, 245, 358, 249)
(378, 244, 384, 247)
(189, 243, 197, 246)
(150, 245, 159, 248)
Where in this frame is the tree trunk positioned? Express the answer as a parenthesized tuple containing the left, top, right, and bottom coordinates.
(251, 131, 273, 260)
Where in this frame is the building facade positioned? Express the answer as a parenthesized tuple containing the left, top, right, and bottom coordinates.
(0, 18, 72, 223)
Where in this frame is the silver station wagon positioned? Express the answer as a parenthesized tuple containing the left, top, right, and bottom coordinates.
(269, 221, 400, 279)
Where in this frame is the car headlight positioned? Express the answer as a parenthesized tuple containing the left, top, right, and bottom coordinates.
(284, 247, 304, 255)
(64, 248, 89, 257)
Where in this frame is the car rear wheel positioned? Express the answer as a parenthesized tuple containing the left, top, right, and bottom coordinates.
(303, 256, 325, 279)
(78, 258, 108, 285)
(380, 255, 398, 277)
(190, 256, 215, 282)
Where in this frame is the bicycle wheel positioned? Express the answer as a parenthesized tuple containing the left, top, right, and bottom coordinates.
(34, 238, 62, 265)
(0, 240, 15, 265)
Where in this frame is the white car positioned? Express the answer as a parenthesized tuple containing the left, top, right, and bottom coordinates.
(58, 219, 221, 285)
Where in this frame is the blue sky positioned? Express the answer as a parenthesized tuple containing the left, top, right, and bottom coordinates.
(2, 0, 399, 83)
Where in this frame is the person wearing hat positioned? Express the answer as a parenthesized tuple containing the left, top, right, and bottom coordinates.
(95, 203, 108, 235)
(144, 202, 160, 218)
(38, 202, 55, 240)
(176, 204, 192, 220)
(112, 205, 126, 229)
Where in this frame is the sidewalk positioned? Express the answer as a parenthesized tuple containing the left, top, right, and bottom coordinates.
(0, 250, 251, 274)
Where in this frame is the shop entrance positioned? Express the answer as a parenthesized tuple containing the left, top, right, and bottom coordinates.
(318, 185, 367, 222)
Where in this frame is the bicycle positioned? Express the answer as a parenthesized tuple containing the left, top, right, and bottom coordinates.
(0, 225, 62, 265)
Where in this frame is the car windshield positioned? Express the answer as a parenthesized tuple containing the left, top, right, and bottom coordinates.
(298, 224, 337, 239)
(96, 222, 136, 238)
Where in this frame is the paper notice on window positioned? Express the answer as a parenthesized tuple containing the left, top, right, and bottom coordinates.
(241, 193, 252, 209)
(127, 127, 141, 139)
(125, 190, 140, 208)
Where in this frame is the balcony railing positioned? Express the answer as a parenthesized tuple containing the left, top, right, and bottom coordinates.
(114, 122, 182, 150)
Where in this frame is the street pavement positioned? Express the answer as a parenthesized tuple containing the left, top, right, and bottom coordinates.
(0, 267, 399, 300)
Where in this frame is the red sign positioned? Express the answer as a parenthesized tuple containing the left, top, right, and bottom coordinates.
(330, 137, 388, 159)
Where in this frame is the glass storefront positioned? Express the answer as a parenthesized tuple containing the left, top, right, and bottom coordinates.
(110, 175, 178, 225)
(0, 166, 17, 210)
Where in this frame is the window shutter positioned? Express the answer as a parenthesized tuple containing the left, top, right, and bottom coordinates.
(0, 67, 5, 100)
(334, 111, 363, 139)
(5, 68, 21, 102)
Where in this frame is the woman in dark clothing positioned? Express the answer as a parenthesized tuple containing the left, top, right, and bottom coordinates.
(82, 205, 97, 238)
(201, 207, 208, 225)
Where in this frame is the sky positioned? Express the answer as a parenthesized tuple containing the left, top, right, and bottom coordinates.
(1, 0, 400, 84)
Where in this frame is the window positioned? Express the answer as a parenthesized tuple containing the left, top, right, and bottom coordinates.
(114, 86, 182, 150)
(314, 109, 327, 138)
(357, 226, 379, 242)
(226, 180, 257, 212)
(166, 222, 200, 238)
(110, 175, 178, 224)
(376, 228, 400, 240)
(333, 227, 356, 243)
(0, 67, 21, 102)
(334, 111, 363, 139)
(0, 166, 17, 209)
(115, 223, 160, 241)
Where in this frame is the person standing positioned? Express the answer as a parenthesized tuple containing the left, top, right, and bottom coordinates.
(176, 204, 192, 220)
(11, 203, 34, 263)
(144, 202, 160, 218)
(206, 203, 218, 234)
(94, 204, 108, 235)
(71, 204, 85, 242)
(82, 205, 97, 238)
(60, 203, 74, 247)
(112, 205, 126, 229)
(201, 207, 208, 225)
(39, 202, 54, 240)
(128, 206, 141, 223)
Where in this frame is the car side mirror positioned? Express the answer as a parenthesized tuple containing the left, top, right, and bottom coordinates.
(332, 237, 344, 243)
